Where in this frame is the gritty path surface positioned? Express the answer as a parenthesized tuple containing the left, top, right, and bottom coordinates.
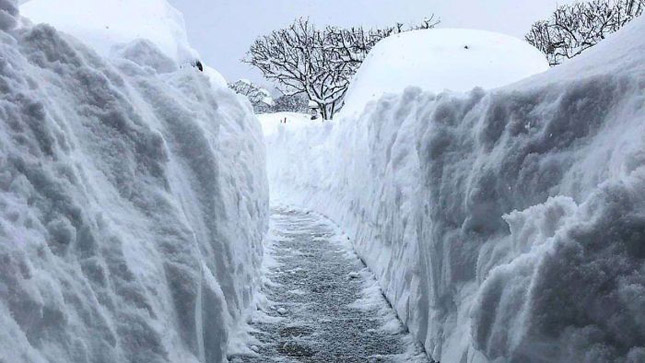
(230, 206, 430, 363)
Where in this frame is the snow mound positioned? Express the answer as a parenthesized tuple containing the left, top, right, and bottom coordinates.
(204, 66, 228, 89)
(0, 4, 268, 362)
(20, 0, 197, 64)
(267, 19, 645, 363)
(342, 29, 549, 116)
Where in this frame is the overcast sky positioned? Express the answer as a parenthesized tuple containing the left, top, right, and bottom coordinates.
(168, 0, 575, 87)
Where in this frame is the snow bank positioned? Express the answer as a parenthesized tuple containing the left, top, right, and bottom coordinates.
(342, 29, 549, 117)
(267, 21, 645, 362)
(204, 66, 228, 89)
(21, 0, 197, 64)
(0, 3, 268, 362)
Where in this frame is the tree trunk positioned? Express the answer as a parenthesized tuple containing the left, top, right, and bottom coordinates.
(319, 102, 329, 120)
(329, 101, 337, 120)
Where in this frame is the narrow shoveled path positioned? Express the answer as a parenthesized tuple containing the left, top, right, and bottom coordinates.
(230, 207, 429, 363)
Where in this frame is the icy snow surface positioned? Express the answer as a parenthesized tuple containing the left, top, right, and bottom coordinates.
(229, 207, 428, 362)
(21, 0, 198, 63)
(342, 29, 549, 117)
(1, 1, 268, 362)
(266, 20, 645, 363)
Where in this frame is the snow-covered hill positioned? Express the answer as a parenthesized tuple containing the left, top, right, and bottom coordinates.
(267, 22, 645, 362)
(1, 1, 268, 362)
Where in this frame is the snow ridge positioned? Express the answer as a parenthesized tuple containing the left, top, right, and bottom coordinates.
(21, 0, 198, 63)
(267, 19, 645, 363)
(0, 4, 268, 362)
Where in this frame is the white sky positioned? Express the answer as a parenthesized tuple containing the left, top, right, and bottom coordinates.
(167, 0, 576, 87)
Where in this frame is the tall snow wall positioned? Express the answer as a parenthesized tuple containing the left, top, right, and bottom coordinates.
(0, 2, 268, 362)
(268, 20, 645, 363)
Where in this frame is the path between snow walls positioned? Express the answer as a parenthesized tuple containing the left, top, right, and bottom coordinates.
(265, 18, 645, 363)
(1, 3, 269, 362)
(230, 206, 430, 362)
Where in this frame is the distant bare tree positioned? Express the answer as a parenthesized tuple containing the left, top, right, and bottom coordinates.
(526, 0, 645, 66)
(244, 16, 439, 120)
(228, 79, 274, 113)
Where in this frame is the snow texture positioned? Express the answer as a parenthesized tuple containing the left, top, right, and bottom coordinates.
(266, 20, 645, 363)
(204, 66, 228, 90)
(342, 29, 549, 117)
(1, 2, 268, 362)
(21, 0, 198, 64)
(0, 0, 19, 31)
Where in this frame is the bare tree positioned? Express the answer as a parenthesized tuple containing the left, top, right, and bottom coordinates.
(243, 18, 348, 120)
(526, 0, 644, 66)
(244, 16, 439, 120)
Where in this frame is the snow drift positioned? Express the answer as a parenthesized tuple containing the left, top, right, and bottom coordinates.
(1, 1, 268, 362)
(21, 0, 198, 63)
(341, 28, 549, 116)
(267, 23, 645, 362)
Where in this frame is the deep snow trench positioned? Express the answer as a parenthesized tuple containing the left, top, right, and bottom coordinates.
(5, 0, 645, 361)
(230, 207, 429, 362)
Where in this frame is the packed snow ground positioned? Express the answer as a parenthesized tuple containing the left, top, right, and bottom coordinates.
(266, 21, 645, 363)
(257, 112, 316, 138)
(230, 207, 428, 363)
(1, 1, 268, 362)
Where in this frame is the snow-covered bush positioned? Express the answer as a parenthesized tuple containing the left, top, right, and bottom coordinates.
(341, 28, 549, 117)
(526, 0, 645, 66)
(270, 94, 309, 114)
(228, 79, 274, 113)
(267, 20, 645, 362)
(1, 2, 268, 362)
